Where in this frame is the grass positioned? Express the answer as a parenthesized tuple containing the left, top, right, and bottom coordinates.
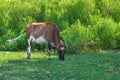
(0, 51, 120, 80)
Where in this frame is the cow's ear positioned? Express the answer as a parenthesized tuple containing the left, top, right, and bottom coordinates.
(60, 46, 65, 51)
(66, 44, 68, 48)
(62, 45, 67, 49)
(64, 45, 67, 48)
(60, 45, 67, 51)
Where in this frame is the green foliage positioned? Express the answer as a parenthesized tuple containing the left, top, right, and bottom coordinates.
(96, 0, 120, 22)
(92, 17, 116, 48)
(62, 17, 119, 53)
(61, 20, 93, 53)
(0, 0, 120, 53)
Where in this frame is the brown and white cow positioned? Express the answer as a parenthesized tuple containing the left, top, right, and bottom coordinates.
(7, 22, 66, 61)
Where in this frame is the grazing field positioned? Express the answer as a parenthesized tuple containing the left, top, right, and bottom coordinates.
(0, 51, 120, 80)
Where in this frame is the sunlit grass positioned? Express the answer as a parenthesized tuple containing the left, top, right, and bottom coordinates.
(0, 51, 120, 80)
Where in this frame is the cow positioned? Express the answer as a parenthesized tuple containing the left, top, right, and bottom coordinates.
(7, 22, 66, 61)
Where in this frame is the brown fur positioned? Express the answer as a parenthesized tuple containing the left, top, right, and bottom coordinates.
(25, 22, 61, 47)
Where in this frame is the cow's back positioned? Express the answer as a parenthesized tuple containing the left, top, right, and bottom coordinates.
(25, 22, 60, 43)
(44, 23, 59, 42)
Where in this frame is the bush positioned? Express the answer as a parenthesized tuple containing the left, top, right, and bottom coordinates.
(92, 17, 117, 49)
(61, 20, 94, 53)
(61, 18, 119, 53)
(114, 22, 120, 48)
(0, 0, 120, 53)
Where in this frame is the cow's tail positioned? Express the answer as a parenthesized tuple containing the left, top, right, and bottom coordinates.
(7, 31, 25, 42)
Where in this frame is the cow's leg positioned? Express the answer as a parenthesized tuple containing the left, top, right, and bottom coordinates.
(27, 40, 31, 59)
(27, 45, 31, 59)
(48, 42, 52, 60)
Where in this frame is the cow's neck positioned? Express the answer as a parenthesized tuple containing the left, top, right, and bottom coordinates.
(54, 28, 62, 48)
(55, 41, 61, 48)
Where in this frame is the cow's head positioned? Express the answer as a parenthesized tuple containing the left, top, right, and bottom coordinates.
(57, 45, 66, 61)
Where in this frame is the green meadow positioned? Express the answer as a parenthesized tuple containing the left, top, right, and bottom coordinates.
(0, 51, 120, 80)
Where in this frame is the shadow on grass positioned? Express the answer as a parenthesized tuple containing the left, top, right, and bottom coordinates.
(0, 54, 63, 80)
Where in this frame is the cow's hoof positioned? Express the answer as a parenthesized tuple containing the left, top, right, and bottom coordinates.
(48, 58, 51, 61)
(27, 57, 31, 60)
(28, 58, 31, 60)
(59, 58, 64, 61)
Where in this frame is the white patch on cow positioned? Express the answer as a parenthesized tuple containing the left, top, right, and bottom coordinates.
(48, 50, 51, 53)
(28, 35, 47, 44)
(50, 42, 55, 47)
(27, 46, 31, 53)
(35, 36, 47, 43)
(60, 47, 65, 51)
(27, 37, 31, 53)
